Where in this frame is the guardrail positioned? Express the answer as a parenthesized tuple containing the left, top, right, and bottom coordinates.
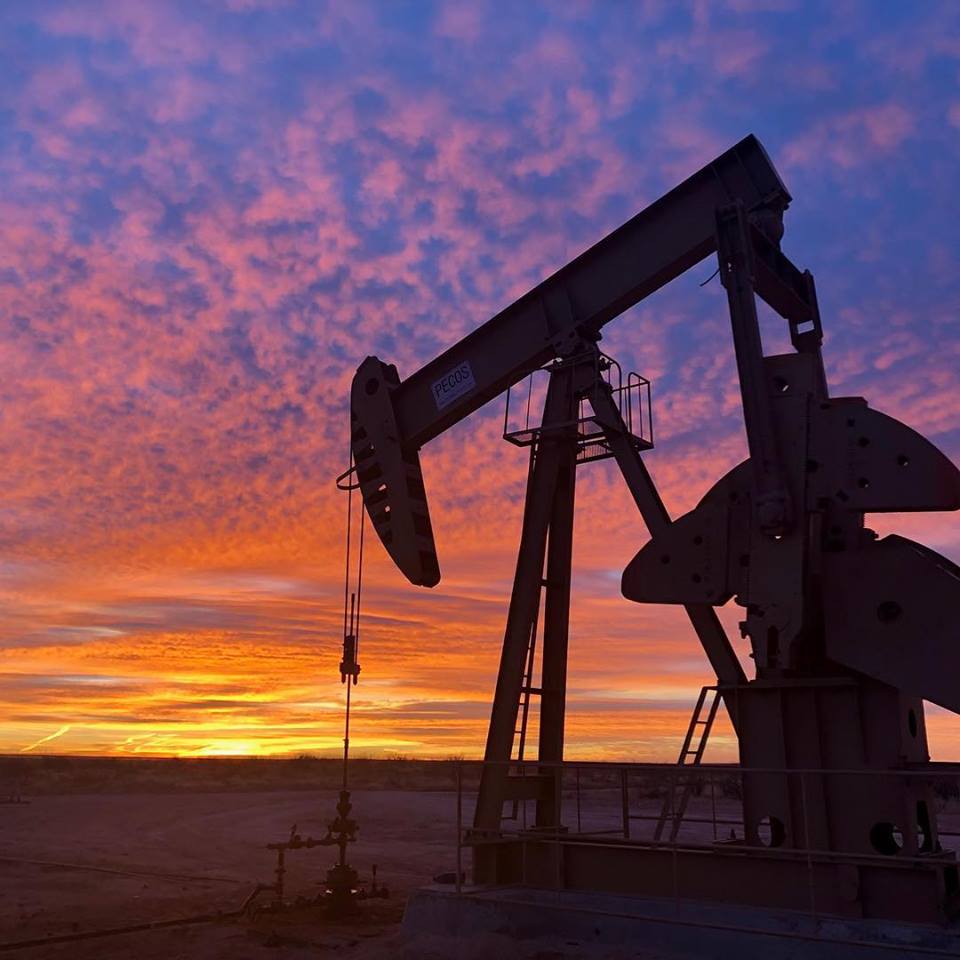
(443, 758, 960, 952)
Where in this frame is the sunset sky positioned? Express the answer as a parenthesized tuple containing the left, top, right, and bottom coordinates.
(1, 1, 958, 761)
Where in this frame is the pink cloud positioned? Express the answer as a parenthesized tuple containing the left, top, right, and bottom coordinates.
(782, 102, 915, 172)
(434, 2, 486, 42)
(0, 1, 956, 762)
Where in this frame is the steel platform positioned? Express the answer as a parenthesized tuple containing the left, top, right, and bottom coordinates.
(403, 884, 960, 960)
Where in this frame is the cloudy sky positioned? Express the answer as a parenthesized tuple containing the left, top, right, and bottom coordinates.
(1, 1, 958, 760)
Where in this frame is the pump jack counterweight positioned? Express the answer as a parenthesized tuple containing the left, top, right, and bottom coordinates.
(345, 134, 960, 926)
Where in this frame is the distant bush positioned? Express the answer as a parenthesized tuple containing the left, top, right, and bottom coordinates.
(0, 754, 475, 795)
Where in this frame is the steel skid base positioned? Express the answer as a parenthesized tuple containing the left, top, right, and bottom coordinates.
(472, 836, 960, 927)
(403, 884, 960, 960)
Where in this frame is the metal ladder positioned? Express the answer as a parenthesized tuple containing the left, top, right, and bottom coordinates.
(503, 580, 543, 822)
(654, 685, 720, 841)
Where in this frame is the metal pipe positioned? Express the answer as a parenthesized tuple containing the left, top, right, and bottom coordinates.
(0, 906, 247, 952)
(456, 760, 463, 896)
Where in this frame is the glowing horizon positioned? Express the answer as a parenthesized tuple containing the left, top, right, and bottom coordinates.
(1, 2, 958, 762)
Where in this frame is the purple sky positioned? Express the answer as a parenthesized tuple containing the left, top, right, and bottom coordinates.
(0, 1, 958, 758)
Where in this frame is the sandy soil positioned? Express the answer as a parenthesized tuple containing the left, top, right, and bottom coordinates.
(3, 766, 957, 959)
(2, 788, 447, 957)
(0, 785, 673, 959)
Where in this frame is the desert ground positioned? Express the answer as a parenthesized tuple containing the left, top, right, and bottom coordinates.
(0, 757, 672, 959)
(3, 757, 959, 959)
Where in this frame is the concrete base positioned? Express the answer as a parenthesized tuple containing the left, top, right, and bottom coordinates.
(403, 885, 960, 959)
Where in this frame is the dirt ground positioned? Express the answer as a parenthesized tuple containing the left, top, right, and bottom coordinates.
(3, 788, 452, 959)
(2, 759, 958, 959)
(0, 769, 673, 959)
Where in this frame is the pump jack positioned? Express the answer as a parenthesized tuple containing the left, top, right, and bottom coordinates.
(348, 135, 960, 923)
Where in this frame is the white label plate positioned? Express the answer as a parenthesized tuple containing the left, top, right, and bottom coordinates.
(432, 360, 476, 411)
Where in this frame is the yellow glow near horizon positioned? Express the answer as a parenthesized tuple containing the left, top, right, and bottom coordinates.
(0, 4, 959, 766)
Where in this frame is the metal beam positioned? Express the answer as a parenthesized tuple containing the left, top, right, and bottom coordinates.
(389, 134, 794, 451)
(587, 380, 746, 722)
(351, 135, 817, 586)
(474, 365, 579, 833)
(536, 416, 578, 829)
(717, 202, 793, 536)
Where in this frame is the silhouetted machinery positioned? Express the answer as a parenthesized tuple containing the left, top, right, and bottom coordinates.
(348, 136, 960, 923)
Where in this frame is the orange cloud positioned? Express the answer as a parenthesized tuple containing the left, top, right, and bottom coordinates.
(0, 1, 958, 763)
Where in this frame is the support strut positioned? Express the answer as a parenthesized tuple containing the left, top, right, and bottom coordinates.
(474, 359, 581, 834)
(588, 379, 746, 726)
(475, 346, 743, 841)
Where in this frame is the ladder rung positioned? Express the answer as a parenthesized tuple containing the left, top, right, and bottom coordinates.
(656, 685, 718, 840)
